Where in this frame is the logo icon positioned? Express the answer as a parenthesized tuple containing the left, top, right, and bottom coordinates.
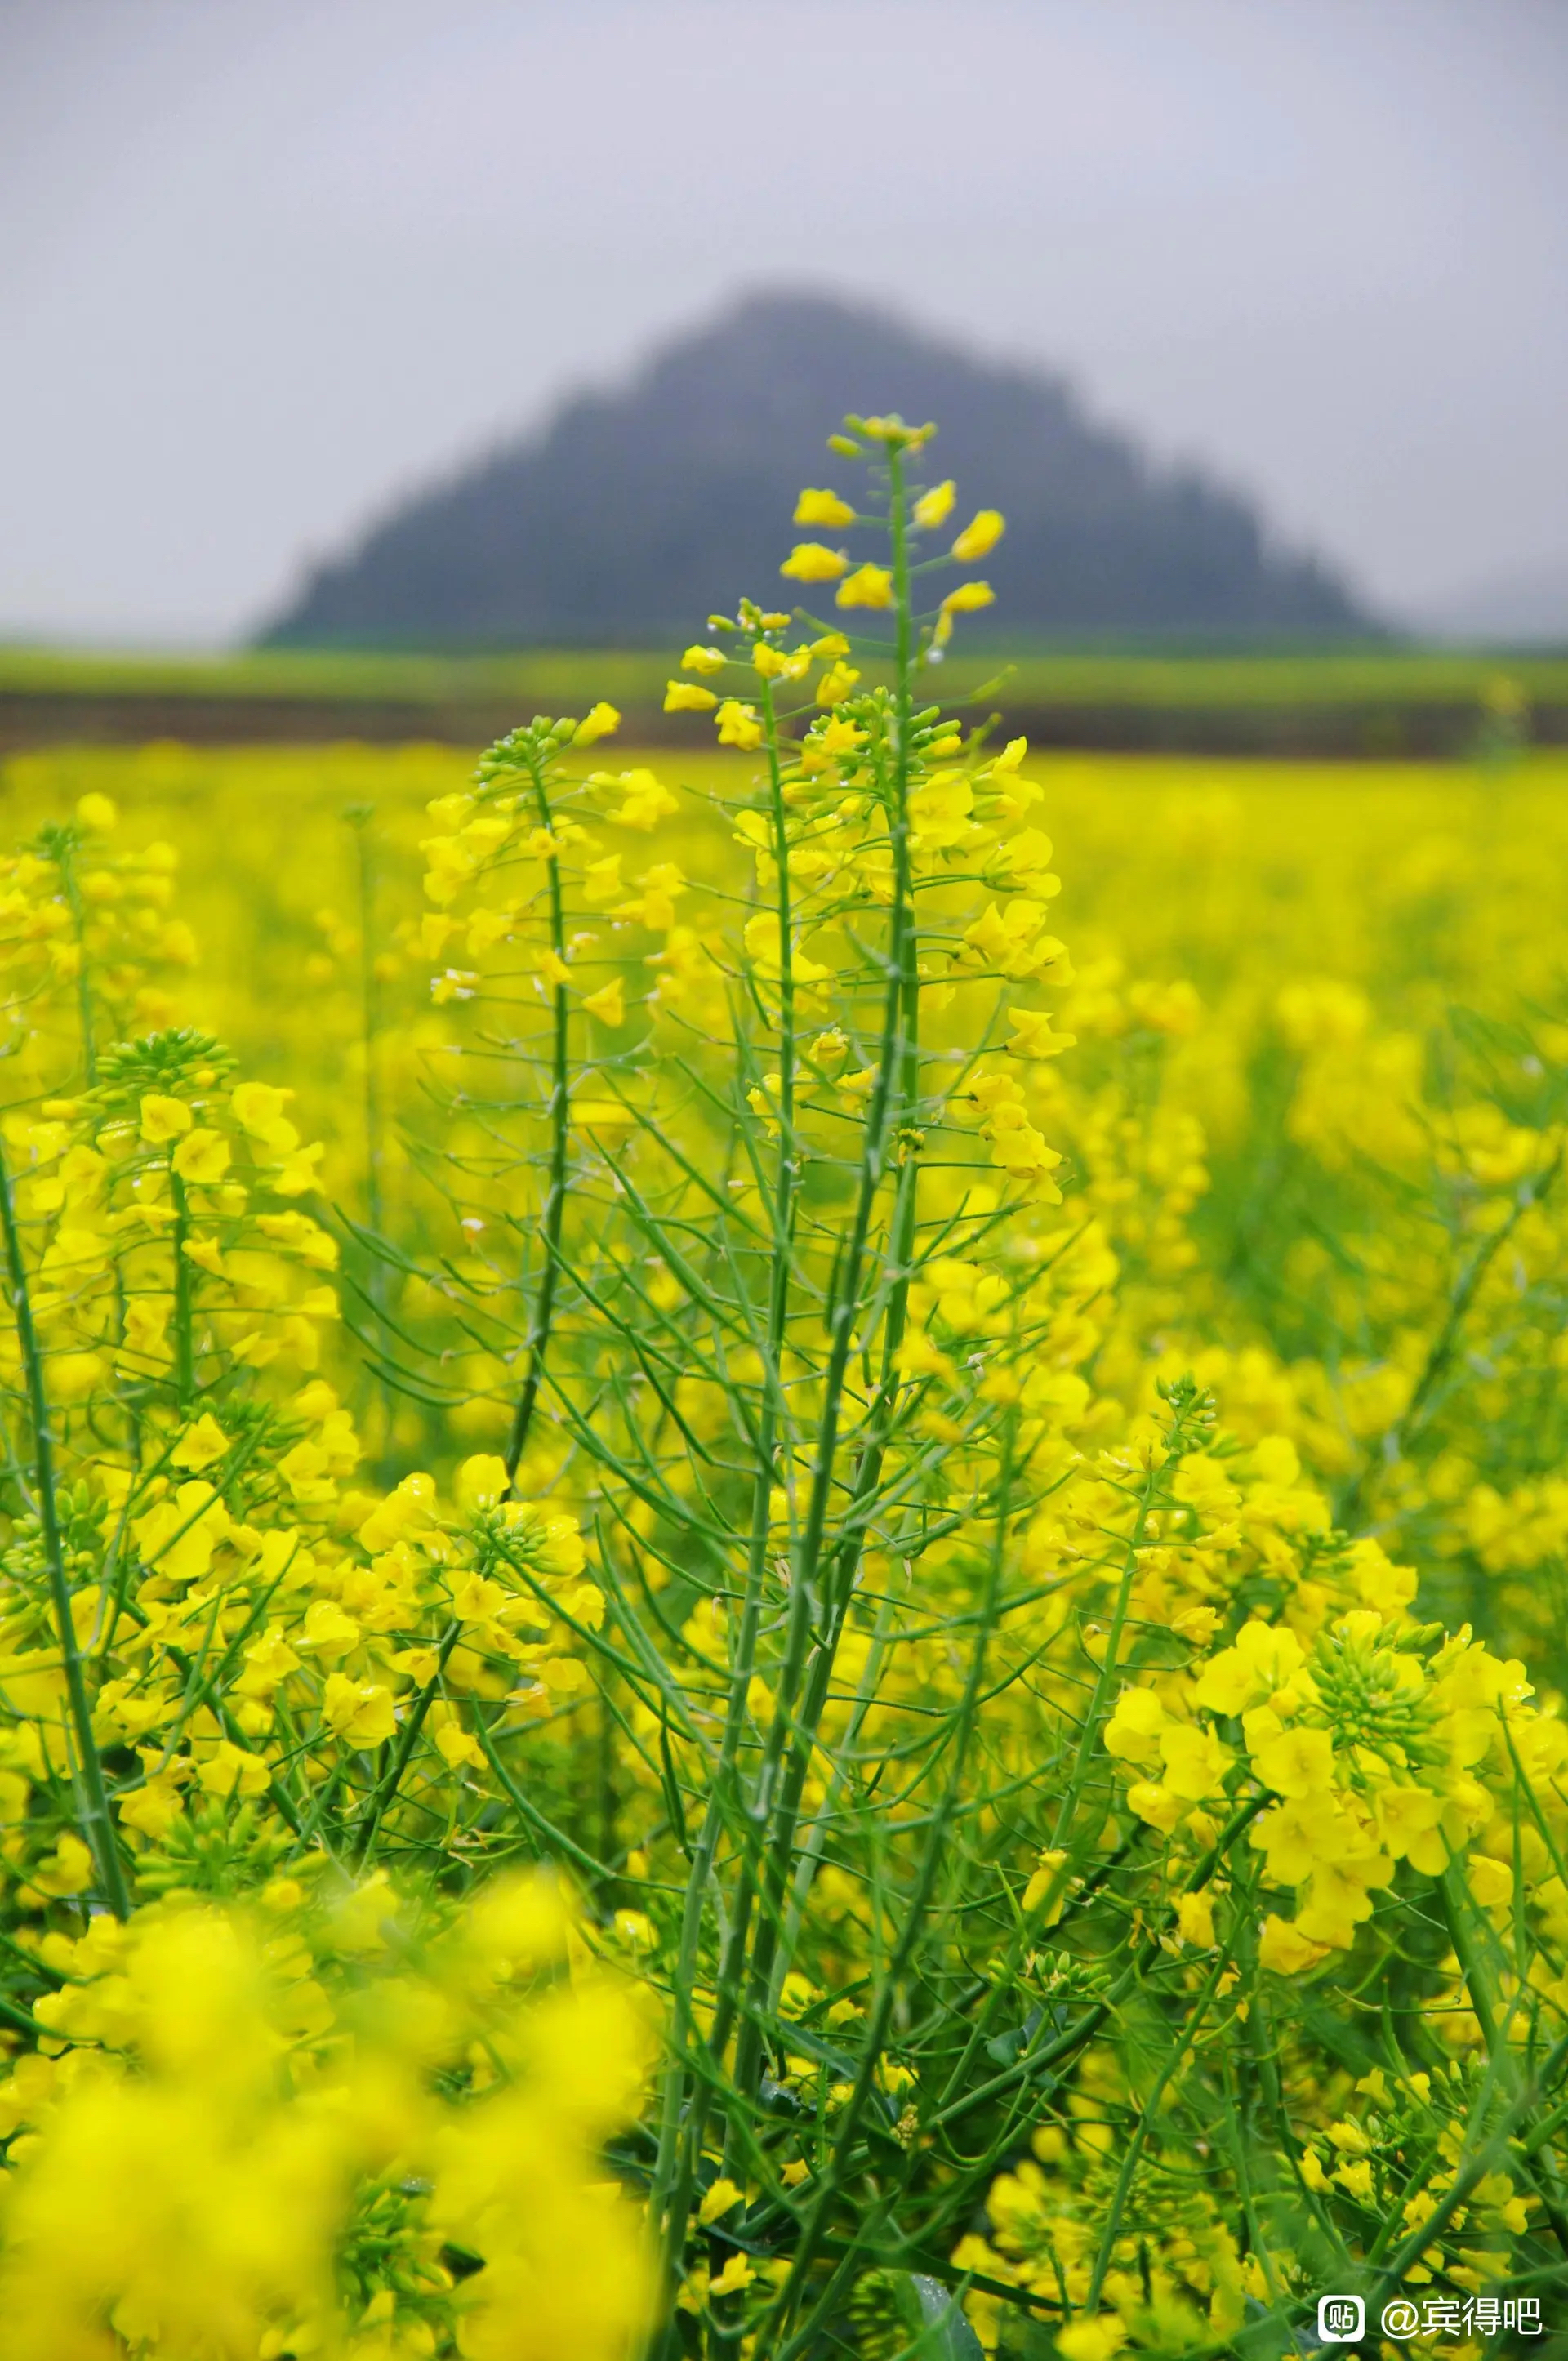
(1318, 2296, 1365, 2342)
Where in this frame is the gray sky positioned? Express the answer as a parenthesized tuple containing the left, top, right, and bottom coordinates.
(2, 0, 1564, 644)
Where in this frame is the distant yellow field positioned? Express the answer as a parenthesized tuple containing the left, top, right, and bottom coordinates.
(4, 739, 1564, 1149)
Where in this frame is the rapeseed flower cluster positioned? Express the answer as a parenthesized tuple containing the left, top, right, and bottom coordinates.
(0, 1874, 651, 2360)
(2, 414, 1568, 2358)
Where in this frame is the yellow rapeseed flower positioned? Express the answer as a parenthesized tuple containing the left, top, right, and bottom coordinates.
(794, 488, 857, 528)
(581, 978, 626, 1027)
(1252, 1725, 1335, 1797)
(139, 1093, 193, 1144)
(816, 659, 861, 706)
(780, 542, 849, 583)
(952, 508, 1005, 560)
(171, 1126, 230, 1184)
(715, 700, 764, 751)
(836, 564, 893, 610)
(913, 479, 956, 528)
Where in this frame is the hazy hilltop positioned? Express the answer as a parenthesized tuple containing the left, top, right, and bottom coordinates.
(1417, 557, 1568, 648)
(261, 292, 1376, 647)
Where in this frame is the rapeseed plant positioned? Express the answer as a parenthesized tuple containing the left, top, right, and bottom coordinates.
(2, 417, 1568, 2358)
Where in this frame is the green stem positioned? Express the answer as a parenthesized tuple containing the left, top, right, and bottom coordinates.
(727, 446, 923, 2087)
(349, 808, 385, 1241)
(651, 670, 804, 2310)
(765, 1411, 1015, 2360)
(1049, 1451, 1166, 1851)
(1083, 1939, 1234, 2311)
(170, 1163, 194, 1411)
(1440, 1867, 1568, 2254)
(504, 755, 569, 1490)
(352, 1619, 461, 1867)
(0, 1132, 130, 1916)
(56, 836, 98, 1085)
(347, 804, 395, 1466)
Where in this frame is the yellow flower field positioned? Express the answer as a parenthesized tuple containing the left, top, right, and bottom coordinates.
(2, 418, 1567, 2359)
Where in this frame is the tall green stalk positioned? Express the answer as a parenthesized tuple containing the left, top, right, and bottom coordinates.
(728, 444, 922, 2101)
(652, 676, 804, 2308)
(345, 803, 397, 1467)
(504, 751, 571, 1491)
(0, 1132, 130, 1917)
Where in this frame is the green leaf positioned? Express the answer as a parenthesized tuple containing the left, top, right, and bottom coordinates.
(891, 2272, 986, 2361)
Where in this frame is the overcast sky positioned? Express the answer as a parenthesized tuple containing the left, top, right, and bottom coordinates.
(2, 0, 1564, 644)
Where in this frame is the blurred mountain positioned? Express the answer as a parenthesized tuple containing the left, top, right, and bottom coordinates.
(261, 291, 1377, 647)
(1414, 558, 1568, 647)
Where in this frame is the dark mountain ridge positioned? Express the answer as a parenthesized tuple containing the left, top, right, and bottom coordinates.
(261, 291, 1376, 647)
